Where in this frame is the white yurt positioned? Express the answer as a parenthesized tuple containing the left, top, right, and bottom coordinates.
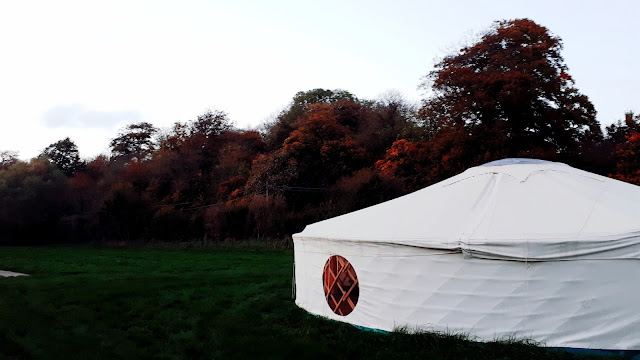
(293, 159, 640, 351)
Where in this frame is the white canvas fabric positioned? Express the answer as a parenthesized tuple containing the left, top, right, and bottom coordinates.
(293, 159, 640, 350)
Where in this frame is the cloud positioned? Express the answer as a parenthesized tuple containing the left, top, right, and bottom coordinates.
(41, 104, 140, 129)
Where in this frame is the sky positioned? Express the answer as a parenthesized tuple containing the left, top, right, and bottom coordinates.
(1, 0, 638, 160)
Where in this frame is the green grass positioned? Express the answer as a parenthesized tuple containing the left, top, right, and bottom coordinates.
(0, 247, 620, 360)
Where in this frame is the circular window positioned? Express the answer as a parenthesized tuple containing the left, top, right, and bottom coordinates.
(322, 255, 359, 316)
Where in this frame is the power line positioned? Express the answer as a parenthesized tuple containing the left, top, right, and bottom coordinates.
(157, 184, 334, 211)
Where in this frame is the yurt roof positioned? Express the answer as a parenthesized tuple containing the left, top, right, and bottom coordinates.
(295, 158, 640, 261)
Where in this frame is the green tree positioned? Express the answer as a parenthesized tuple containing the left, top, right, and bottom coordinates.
(191, 109, 233, 139)
(40, 137, 83, 176)
(110, 122, 158, 161)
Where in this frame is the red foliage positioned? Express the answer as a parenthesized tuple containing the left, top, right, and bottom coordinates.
(420, 18, 601, 164)
(375, 139, 421, 178)
(217, 176, 247, 200)
(612, 132, 640, 185)
(281, 103, 367, 187)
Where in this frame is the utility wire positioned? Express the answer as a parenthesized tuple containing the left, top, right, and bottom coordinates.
(158, 184, 334, 211)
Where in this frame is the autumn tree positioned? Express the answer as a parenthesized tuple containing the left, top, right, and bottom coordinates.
(248, 194, 286, 239)
(184, 110, 235, 181)
(332, 168, 404, 215)
(376, 126, 480, 189)
(606, 112, 640, 145)
(420, 19, 601, 168)
(110, 122, 158, 161)
(155, 111, 235, 179)
(70, 155, 110, 216)
(40, 137, 83, 176)
(376, 139, 430, 186)
(249, 102, 367, 195)
(98, 183, 154, 241)
(575, 112, 640, 176)
(263, 88, 357, 149)
(613, 133, 640, 185)
(357, 91, 421, 158)
(245, 103, 370, 234)
(216, 130, 265, 182)
(0, 150, 19, 170)
(191, 109, 233, 139)
(0, 159, 71, 243)
(612, 112, 640, 185)
(281, 103, 367, 188)
(245, 152, 299, 196)
(157, 121, 191, 152)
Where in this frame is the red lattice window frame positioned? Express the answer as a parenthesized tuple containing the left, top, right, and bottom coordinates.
(322, 255, 359, 316)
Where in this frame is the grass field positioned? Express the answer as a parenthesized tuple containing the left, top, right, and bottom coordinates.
(0, 246, 619, 359)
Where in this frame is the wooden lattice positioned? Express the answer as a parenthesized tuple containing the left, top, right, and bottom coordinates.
(323, 255, 359, 316)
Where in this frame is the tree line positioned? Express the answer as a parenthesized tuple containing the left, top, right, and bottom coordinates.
(1, 19, 639, 245)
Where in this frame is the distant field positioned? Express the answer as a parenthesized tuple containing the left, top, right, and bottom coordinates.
(0, 247, 616, 359)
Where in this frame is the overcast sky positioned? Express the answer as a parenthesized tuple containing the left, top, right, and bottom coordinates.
(1, 0, 638, 160)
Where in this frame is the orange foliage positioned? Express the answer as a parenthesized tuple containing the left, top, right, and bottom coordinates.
(375, 139, 419, 177)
